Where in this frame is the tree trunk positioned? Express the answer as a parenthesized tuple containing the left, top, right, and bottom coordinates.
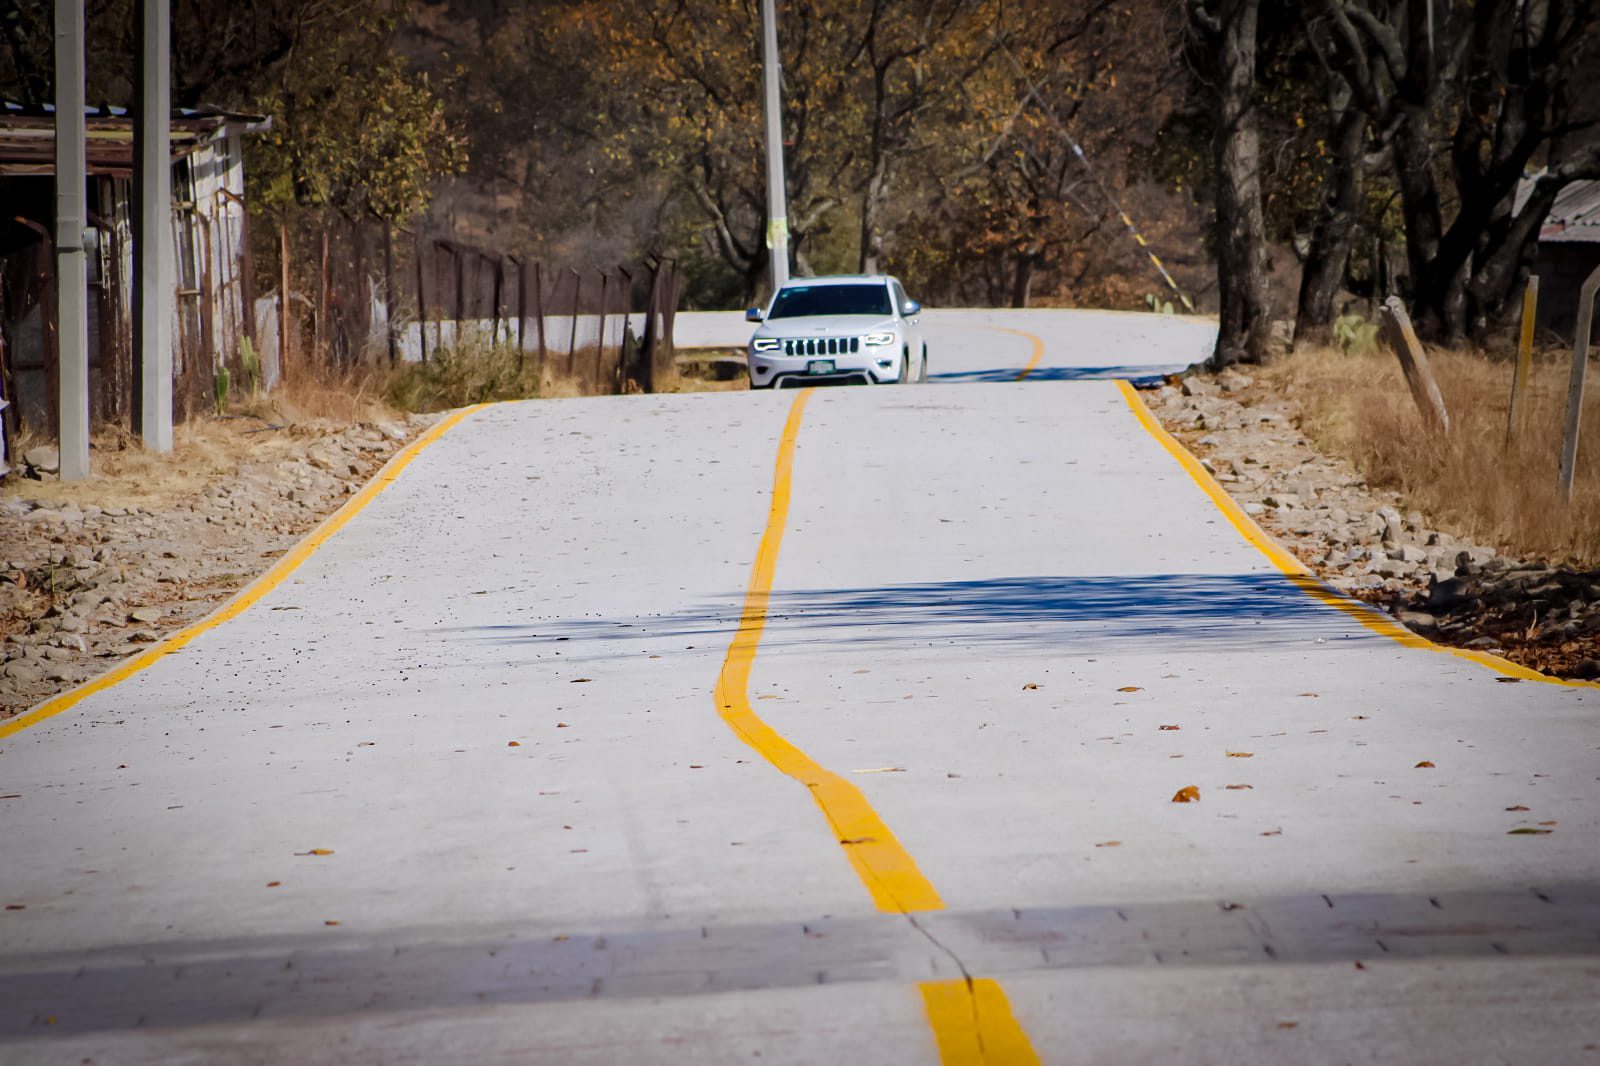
(1207, 0, 1272, 369)
(1293, 108, 1367, 349)
(858, 157, 889, 275)
(1011, 253, 1038, 308)
(1392, 102, 1455, 340)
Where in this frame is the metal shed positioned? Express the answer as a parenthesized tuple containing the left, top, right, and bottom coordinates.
(0, 102, 270, 446)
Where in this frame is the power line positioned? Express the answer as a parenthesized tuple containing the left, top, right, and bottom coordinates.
(1000, 44, 1197, 313)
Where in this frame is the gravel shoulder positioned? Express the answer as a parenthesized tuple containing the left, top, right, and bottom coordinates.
(1, 413, 440, 720)
(1147, 371, 1600, 682)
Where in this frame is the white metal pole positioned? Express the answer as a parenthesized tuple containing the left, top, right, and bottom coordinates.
(759, 0, 789, 293)
(134, 0, 173, 453)
(54, 0, 90, 481)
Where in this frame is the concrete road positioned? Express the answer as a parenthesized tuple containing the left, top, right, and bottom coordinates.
(2, 310, 1597, 1064)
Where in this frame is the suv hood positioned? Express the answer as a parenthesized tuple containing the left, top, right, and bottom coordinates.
(755, 314, 897, 338)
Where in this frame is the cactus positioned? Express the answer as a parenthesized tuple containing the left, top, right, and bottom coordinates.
(213, 366, 231, 415)
(239, 337, 261, 395)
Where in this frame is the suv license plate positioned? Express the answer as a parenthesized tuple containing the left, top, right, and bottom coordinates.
(806, 359, 835, 375)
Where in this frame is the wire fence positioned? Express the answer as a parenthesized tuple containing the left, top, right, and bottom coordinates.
(263, 218, 683, 395)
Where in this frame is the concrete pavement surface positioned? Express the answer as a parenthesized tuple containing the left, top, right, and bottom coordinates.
(2, 309, 1597, 1064)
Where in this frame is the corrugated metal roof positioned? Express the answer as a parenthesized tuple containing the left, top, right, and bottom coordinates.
(1538, 180, 1600, 243)
(1515, 174, 1600, 244)
(0, 102, 270, 177)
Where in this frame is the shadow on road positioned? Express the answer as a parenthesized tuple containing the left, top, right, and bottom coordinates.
(451, 572, 1372, 657)
(929, 365, 1183, 384)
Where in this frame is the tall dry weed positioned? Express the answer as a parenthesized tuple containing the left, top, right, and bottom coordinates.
(1272, 346, 1600, 566)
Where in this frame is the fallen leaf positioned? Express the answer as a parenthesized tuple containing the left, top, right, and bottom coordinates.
(1494, 676, 1521, 683)
(1351, 714, 1369, 720)
(1095, 840, 1122, 847)
(1261, 828, 1283, 836)
(1022, 683, 1039, 690)
(570, 678, 592, 684)
(324, 919, 341, 926)
(1118, 686, 1143, 692)
(1159, 724, 1181, 731)
(1353, 960, 1366, 970)
(1538, 820, 1558, 826)
(507, 741, 521, 747)
(1277, 1021, 1298, 1030)
(689, 764, 704, 769)
(1414, 760, 1435, 768)
(4, 904, 24, 911)
(1505, 805, 1530, 811)
(1171, 785, 1201, 803)
(1225, 784, 1254, 790)
(296, 849, 335, 856)
(1227, 751, 1254, 758)
(556, 722, 569, 728)
(266, 881, 281, 888)
(1508, 827, 1552, 835)
(1297, 692, 1318, 698)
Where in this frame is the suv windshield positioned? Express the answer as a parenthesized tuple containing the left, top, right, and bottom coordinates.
(769, 284, 892, 319)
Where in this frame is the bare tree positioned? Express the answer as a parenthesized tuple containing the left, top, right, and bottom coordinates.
(1191, 0, 1273, 366)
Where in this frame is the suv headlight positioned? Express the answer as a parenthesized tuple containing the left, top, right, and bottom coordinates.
(863, 331, 896, 347)
(751, 337, 782, 352)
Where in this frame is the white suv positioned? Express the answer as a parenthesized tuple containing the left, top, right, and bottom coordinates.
(745, 275, 928, 389)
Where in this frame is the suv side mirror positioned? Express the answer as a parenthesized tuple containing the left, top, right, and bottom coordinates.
(745, 307, 764, 322)
(902, 299, 921, 316)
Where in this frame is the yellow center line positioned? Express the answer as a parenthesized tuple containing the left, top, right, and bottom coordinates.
(717, 389, 1043, 1064)
(1116, 379, 1598, 689)
(992, 327, 1047, 380)
(713, 389, 943, 913)
(922, 979, 1043, 1066)
(0, 404, 491, 743)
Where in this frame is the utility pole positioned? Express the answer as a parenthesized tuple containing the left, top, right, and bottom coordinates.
(55, 0, 90, 481)
(133, 0, 173, 453)
(759, 0, 789, 293)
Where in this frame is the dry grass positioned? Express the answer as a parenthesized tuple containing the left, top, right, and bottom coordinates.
(1267, 345, 1600, 567)
(5, 419, 334, 512)
(255, 360, 400, 425)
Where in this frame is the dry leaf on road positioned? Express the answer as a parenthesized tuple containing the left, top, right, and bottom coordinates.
(1227, 751, 1253, 758)
(1159, 724, 1181, 731)
(1172, 785, 1200, 803)
(1118, 686, 1143, 692)
(1415, 760, 1435, 768)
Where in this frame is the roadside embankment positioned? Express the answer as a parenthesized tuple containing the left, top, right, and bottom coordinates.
(1148, 353, 1600, 680)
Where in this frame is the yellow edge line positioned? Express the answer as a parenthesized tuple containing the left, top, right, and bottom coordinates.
(0, 404, 492, 743)
(1115, 380, 1599, 689)
(713, 389, 944, 913)
(920, 979, 1043, 1065)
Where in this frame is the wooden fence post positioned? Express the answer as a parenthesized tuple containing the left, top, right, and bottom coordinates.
(1557, 263, 1600, 501)
(277, 221, 290, 386)
(414, 235, 428, 364)
(1505, 275, 1538, 449)
(533, 261, 547, 381)
(1378, 296, 1450, 433)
